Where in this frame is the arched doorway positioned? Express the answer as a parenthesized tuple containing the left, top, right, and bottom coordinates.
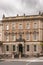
(18, 44, 23, 54)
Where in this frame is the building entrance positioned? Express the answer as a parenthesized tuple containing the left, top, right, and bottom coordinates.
(18, 44, 23, 54)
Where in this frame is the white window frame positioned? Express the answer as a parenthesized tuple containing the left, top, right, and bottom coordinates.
(6, 24, 9, 30)
(34, 45, 37, 51)
(6, 45, 9, 51)
(18, 24, 23, 29)
(12, 35, 16, 41)
(26, 33, 30, 40)
(26, 23, 30, 29)
(33, 22, 38, 29)
(27, 45, 29, 51)
(33, 32, 38, 41)
(6, 35, 9, 41)
(12, 23, 16, 30)
(13, 45, 15, 51)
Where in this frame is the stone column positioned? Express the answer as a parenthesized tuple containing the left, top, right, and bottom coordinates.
(12, 54, 14, 59)
(19, 52, 21, 58)
(12, 52, 14, 59)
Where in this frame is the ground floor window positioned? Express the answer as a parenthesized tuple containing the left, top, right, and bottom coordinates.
(27, 45, 29, 51)
(6, 45, 9, 51)
(34, 45, 36, 51)
(41, 45, 43, 51)
(13, 45, 15, 51)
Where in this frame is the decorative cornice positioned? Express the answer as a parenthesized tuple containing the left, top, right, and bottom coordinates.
(2, 15, 43, 22)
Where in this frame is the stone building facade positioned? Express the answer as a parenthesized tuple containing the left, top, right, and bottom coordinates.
(0, 14, 43, 58)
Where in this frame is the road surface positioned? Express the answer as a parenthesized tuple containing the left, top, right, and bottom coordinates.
(0, 61, 43, 65)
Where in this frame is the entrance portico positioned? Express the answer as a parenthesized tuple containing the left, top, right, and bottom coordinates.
(18, 44, 23, 54)
(17, 42, 25, 58)
(14, 34, 26, 58)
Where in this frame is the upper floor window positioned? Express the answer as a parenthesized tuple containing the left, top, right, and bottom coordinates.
(13, 45, 15, 51)
(27, 45, 29, 51)
(6, 45, 9, 51)
(26, 23, 30, 29)
(33, 31, 38, 40)
(12, 23, 16, 30)
(42, 23, 43, 28)
(12, 34, 16, 41)
(26, 33, 30, 40)
(6, 35, 9, 41)
(34, 32, 36, 40)
(19, 34, 22, 40)
(18, 24, 23, 29)
(34, 45, 36, 51)
(33, 23, 38, 29)
(6, 24, 9, 30)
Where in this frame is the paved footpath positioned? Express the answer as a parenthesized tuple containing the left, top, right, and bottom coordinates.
(0, 57, 43, 62)
(0, 57, 43, 65)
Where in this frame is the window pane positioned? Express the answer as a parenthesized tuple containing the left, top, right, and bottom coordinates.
(19, 24, 23, 29)
(26, 33, 30, 40)
(6, 24, 9, 30)
(12, 35, 16, 41)
(34, 33, 36, 40)
(6, 35, 9, 41)
(33, 23, 38, 29)
(13, 45, 15, 51)
(33, 32, 38, 40)
(34, 45, 36, 51)
(27, 45, 29, 51)
(12, 23, 16, 30)
(6, 45, 9, 51)
(26, 23, 30, 29)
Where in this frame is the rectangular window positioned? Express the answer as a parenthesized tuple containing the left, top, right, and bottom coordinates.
(6, 35, 9, 41)
(13, 45, 15, 51)
(26, 23, 30, 29)
(33, 23, 38, 29)
(6, 45, 9, 51)
(41, 23, 43, 28)
(34, 45, 36, 51)
(12, 23, 16, 30)
(27, 45, 29, 51)
(42, 45, 43, 51)
(33, 32, 38, 40)
(6, 24, 9, 30)
(26, 33, 30, 40)
(12, 35, 16, 41)
(34, 33, 37, 40)
(19, 24, 23, 29)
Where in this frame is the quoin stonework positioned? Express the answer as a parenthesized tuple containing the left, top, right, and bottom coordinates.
(0, 12, 43, 59)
